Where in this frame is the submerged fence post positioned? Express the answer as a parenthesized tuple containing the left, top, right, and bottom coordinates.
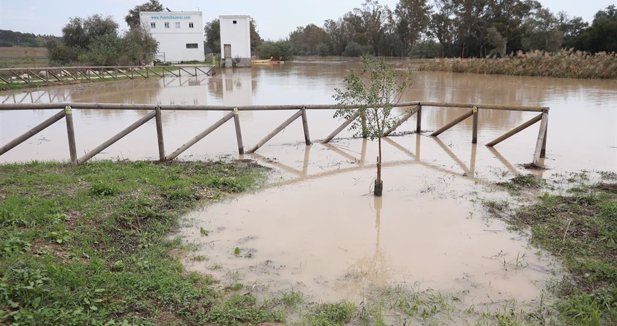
(533, 109, 549, 166)
(154, 105, 165, 161)
(64, 105, 77, 164)
(541, 111, 548, 158)
(233, 108, 244, 154)
(416, 104, 422, 133)
(472, 106, 478, 144)
(301, 107, 311, 145)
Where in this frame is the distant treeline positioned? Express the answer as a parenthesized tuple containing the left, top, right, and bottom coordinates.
(256, 0, 617, 58)
(0, 30, 59, 47)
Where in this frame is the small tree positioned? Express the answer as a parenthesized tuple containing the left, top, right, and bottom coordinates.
(125, 0, 164, 29)
(333, 56, 411, 196)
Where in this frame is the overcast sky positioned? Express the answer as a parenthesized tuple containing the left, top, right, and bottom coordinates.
(0, 0, 614, 40)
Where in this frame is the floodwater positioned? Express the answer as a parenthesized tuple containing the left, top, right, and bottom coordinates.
(179, 162, 561, 306)
(1, 60, 616, 307)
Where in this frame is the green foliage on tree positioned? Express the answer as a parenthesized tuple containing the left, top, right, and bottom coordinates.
(284, 0, 613, 59)
(249, 19, 264, 52)
(572, 5, 617, 53)
(47, 15, 158, 66)
(256, 41, 294, 60)
(0, 30, 57, 47)
(333, 56, 411, 196)
(204, 19, 220, 54)
(125, 0, 164, 29)
(289, 24, 330, 55)
(394, 0, 430, 56)
(522, 8, 563, 52)
(204, 18, 263, 55)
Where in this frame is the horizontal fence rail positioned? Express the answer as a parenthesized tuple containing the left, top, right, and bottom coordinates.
(0, 65, 215, 86)
(0, 101, 549, 166)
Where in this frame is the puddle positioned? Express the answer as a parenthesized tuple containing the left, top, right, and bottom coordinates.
(178, 160, 561, 307)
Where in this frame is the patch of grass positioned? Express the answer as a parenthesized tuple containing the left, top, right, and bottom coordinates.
(497, 174, 544, 192)
(0, 160, 271, 325)
(203, 294, 283, 325)
(305, 302, 356, 326)
(504, 182, 617, 325)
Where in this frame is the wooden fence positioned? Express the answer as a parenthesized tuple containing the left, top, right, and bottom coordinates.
(0, 65, 215, 86)
(0, 101, 549, 166)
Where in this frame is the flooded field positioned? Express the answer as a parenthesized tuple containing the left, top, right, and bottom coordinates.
(179, 162, 561, 307)
(1, 60, 616, 313)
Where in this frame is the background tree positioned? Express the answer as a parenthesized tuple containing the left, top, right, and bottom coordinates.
(572, 5, 617, 53)
(558, 13, 589, 49)
(333, 56, 411, 196)
(289, 24, 330, 55)
(125, 0, 164, 29)
(204, 19, 220, 54)
(522, 8, 563, 52)
(203, 18, 263, 55)
(394, 0, 430, 56)
(256, 41, 294, 60)
(249, 19, 264, 52)
(486, 27, 506, 57)
(429, 0, 456, 57)
(48, 15, 157, 66)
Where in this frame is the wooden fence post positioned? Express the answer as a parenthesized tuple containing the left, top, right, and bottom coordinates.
(301, 107, 311, 145)
(154, 105, 165, 161)
(533, 110, 549, 166)
(233, 108, 244, 154)
(472, 106, 478, 144)
(416, 104, 422, 133)
(64, 105, 77, 164)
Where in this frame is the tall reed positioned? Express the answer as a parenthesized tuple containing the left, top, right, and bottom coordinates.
(417, 50, 617, 79)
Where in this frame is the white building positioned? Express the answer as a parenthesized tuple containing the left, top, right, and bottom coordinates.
(219, 15, 252, 67)
(140, 11, 204, 63)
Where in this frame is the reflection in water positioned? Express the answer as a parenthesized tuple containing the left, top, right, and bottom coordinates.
(222, 69, 253, 107)
(344, 196, 388, 289)
(247, 135, 525, 190)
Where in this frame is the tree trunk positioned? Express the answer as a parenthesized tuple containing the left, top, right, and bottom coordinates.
(374, 137, 383, 196)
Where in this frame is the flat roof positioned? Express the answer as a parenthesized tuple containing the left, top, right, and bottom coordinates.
(219, 15, 251, 19)
(140, 11, 202, 15)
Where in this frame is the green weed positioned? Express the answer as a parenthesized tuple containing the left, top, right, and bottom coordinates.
(0, 160, 268, 325)
(305, 302, 356, 326)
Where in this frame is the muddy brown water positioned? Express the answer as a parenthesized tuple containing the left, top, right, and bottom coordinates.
(1, 60, 616, 307)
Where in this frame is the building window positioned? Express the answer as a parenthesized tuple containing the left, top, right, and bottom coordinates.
(164, 22, 170, 28)
(175, 22, 181, 28)
(186, 43, 198, 49)
(233, 20, 237, 24)
(189, 22, 194, 28)
(150, 22, 156, 28)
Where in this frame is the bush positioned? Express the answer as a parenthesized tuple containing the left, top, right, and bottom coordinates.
(341, 41, 373, 57)
(256, 41, 294, 60)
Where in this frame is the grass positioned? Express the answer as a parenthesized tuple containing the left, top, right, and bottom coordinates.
(0, 160, 287, 325)
(493, 175, 617, 325)
(496, 174, 545, 194)
(0, 47, 49, 68)
(417, 50, 617, 79)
